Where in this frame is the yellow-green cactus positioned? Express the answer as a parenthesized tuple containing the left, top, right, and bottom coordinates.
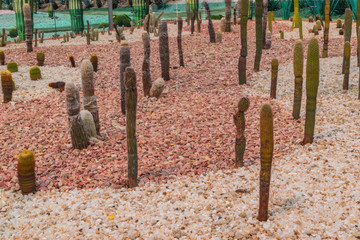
(90, 54, 98, 72)
(298, 17, 303, 39)
(0, 50, 4, 65)
(18, 150, 36, 195)
(7, 62, 18, 73)
(30, 66, 41, 80)
(291, 0, 299, 30)
(37, 52, 45, 66)
(309, 16, 314, 22)
(316, 20, 322, 31)
(267, 11, 272, 34)
(293, 41, 304, 119)
(343, 41, 351, 90)
(279, 30, 284, 39)
(1, 70, 14, 103)
(270, 59, 278, 99)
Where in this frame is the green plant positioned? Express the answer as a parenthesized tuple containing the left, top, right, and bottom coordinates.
(270, 59, 278, 99)
(309, 16, 314, 22)
(233, 97, 250, 167)
(18, 150, 36, 195)
(0, 50, 4, 65)
(210, 14, 223, 19)
(254, 0, 263, 72)
(37, 52, 45, 66)
(299, 17, 303, 39)
(336, 18, 342, 28)
(29, 66, 41, 80)
(280, 30, 284, 39)
(343, 41, 351, 90)
(9, 27, 18, 38)
(1, 70, 14, 103)
(113, 14, 131, 27)
(48, 5, 53, 18)
(7, 62, 18, 73)
(267, 11, 272, 34)
(238, 0, 249, 85)
(98, 23, 109, 29)
(293, 41, 304, 120)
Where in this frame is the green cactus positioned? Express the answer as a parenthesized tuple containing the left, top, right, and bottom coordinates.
(90, 54, 98, 72)
(267, 11, 272, 34)
(257, 103, 274, 222)
(343, 41, 351, 90)
(36, 52, 45, 66)
(0, 50, 4, 65)
(279, 30, 284, 39)
(18, 150, 36, 195)
(292, 41, 304, 120)
(29, 66, 41, 80)
(336, 18, 342, 28)
(14, 0, 34, 41)
(303, 38, 320, 145)
(316, 20, 322, 31)
(133, 0, 149, 26)
(69, 0, 84, 33)
(1, 70, 14, 103)
(270, 59, 278, 99)
(238, 0, 249, 85)
(291, 0, 299, 30)
(48, 5, 53, 18)
(322, 0, 330, 58)
(254, 0, 263, 72)
(7, 62, 18, 73)
(298, 17, 303, 39)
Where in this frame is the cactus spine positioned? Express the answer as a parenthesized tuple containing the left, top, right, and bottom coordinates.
(343, 41, 351, 90)
(299, 17, 303, 39)
(37, 52, 45, 66)
(125, 67, 138, 188)
(303, 38, 320, 145)
(0, 50, 4, 65)
(120, 41, 131, 115)
(257, 103, 274, 222)
(254, 0, 263, 72)
(322, 0, 330, 58)
(270, 59, 278, 99)
(159, 19, 170, 81)
(343, 8, 352, 74)
(23, 3, 33, 52)
(1, 70, 14, 103)
(177, 15, 185, 67)
(233, 97, 250, 167)
(203, 1, 215, 43)
(292, 41, 304, 119)
(18, 150, 35, 195)
(90, 54, 98, 72)
(142, 31, 152, 97)
(238, 0, 249, 85)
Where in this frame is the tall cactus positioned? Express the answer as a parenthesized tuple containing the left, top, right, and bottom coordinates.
(254, 0, 263, 72)
(142, 31, 152, 97)
(343, 8, 352, 74)
(322, 0, 330, 58)
(23, 3, 33, 52)
(225, 0, 232, 32)
(18, 150, 36, 195)
(133, 0, 149, 26)
(343, 41, 351, 90)
(262, 0, 268, 49)
(257, 103, 274, 222)
(357, 0, 360, 66)
(1, 70, 14, 103)
(292, 41, 304, 119)
(159, 19, 170, 81)
(238, 0, 249, 85)
(81, 60, 100, 135)
(267, 11, 272, 34)
(270, 59, 278, 99)
(177, 15, 185, 67)
(14, 0, 34, 41)
(125, 67, 138, 188)
(303, 38, 320, 145)
(233, 97, 250, 168)
(203, 1, 215, 43)
(298, 16, 303, 39)
(291, 0, 299, 30)
(120, 41, 131, 115)
(69, 0, 84, 33)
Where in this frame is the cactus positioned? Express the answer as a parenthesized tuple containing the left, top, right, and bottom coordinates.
(1, 70, 14, 103)
(313, 24, 319, 35)
(203, 1, 215, 43)
(133, 0, 149, 26)
(1, 28, 5, 47)
(238, 0, 249, 85)
(309, 16, 314, 22)
(234, 3, 237, 25)
(291, 0, 299, 30)
(0, 50, 4, 65)
(80, 110, 97, 138)
(18, 150, 36, 195)
(81, 60, 100, 135)
(150, 77, 165, 98)
(29, 66, 41, 80)
(343, 8, 352, 74)
(48, 5, 53, 18)
(262, 0, 268, 49)
(267, 11, 272, 34)
(142, 31, 152, 97)
(303, 38, 320, 145)
(69, 55, 76, 67)
(159, 19, 170, 81)
(37, 52, 45, 66)
(225, 0, 232, 32)
(292, 41, 304, 120)
(65, 82, 90, 150)
(191, 9, 196, 34)
(120, 41, 131, 115)
(257, 103, 274, 222)
(124, 67, 138, 188)
(298, 17, 303, 39)
(14, 0, 34, 41)
(7, 62, 18, 73)
(233, 97, 250, 168)
(69, 0, 84, 33)
(316, 20, 322, 31)
(34, 29, 37, 47)
(280, 30, 284, 39)
(39, 32, 44, 43)
(339, 29, 344, 35)
(357, 0, 360, 67)
(336, 18, 342, 28)
(66, 32, 70, 42)
(23, 3, 33, 52)
(343, 41, 351, 90)
(90, 54, 98, 72)
(177, 15, 185, 67)
(322, 0, 330, 58)
(130, 21, 134, 34)
(270, 59, 278, 99)
(216, 30, 223, 43)
(254, 0, 263, 72)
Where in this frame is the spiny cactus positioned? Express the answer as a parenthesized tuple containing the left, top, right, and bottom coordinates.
(299, 17, 303, 39)
(343, 41, 351, 90)
(258, 103, 274, 222)
(270, 59, 278, 99)
(303, 38, 319, 145)
(7, 62, 18, 73)
(30, 66, 41, 80)
(69, 55, 76, 67)
(0, 50, 4, 65)
(18, 150, 35, 195)
(124, 67, 138, 188)
(142, 31, 152, 97)
(238, 0, 249, 85)
(316, 20, 322, 31)
(177, 15, 185, 67)
(23, 3, 33, 52)
(309, 16, 314, 22)
(313, 24, 319, 35)
(81, 60, 100, 135)
(159, 19, 170, 81)
(203, 1, 215, 43)
(233, 97, 250, 168)
(322, 0, 330, 58)
(254, 0, 263, 72)
(80, 110, 97, 138)
(280, 30, 284, 39)
(65, 82, 90, 150)
(120, 41, 131, 115)
(90, 54, 98, 72)
(37, 52, 45, 66)
(1, 70, 14, 103)
(336, 18, 342, 28)
(293, 41, 304, 120)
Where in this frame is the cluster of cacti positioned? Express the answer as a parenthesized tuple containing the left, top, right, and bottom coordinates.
(18, 150, 36, 195)
(303, 38, 319, 145)
(159, 19, 170, 81)
(292, 41, 304, 119)
(343, 8, 352, 74)
(224, 0, 232, 32)
(29, 66, 41, 80)
(70, 32, 76, 38)
(233, 97, 250, 168)
(81, 60, 100, 135)
(177, 15, 185, 67)
(142, 31, 152, 97)
(120, 41, 131, 115)
(1, 70, 14, 103)
(7, 62, 18, 73)
(37, 52, 45, 66)
(1, 28, 6, 47)
(90, 54, 98, 72)
(270, 59, 278, 99)
(322, 0, 330, 58)
(23, 3, 33, 52)
(238, 0, 249, 85)
(309, 16, 314, 22)
(150, 77, 165, 98)
(279, 30, 284, 39)
(257, 103, 274, 222)
(291, 0, 299, 30)
(336, 18, 342, 28)
(0, 50, 4, 65)
(203, 1, 215, 43)
(254, 0, 263, 72)
(343, 41, 351, 90)
(65, 82, 90, 149)
(262, 0, 268, 49)
(298, 17, 303, 39)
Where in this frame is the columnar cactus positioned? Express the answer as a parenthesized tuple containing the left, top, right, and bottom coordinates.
(23, 3, 33, 52)
(322, 0, 330, 58)
(37, 52, 45, 66)
(69, 55, 76, 67)
(203, 1, 215, 43)
(81, 60, 100, 135)
(120, 41, 131, 115)
(299, 17, 303, 39)
(238, 0, 249, 85)
(18, 150, 36, 195)
(39, 32, 44, 43)
(80, 110, 97, 138)
(159, 19, 170, 81)
(292, 41, 304, 119)
(177, 15, 185, 67)
(1, 70, 14, 103)
(262, 0, 268, 48)
(267, 11, 272, 34)
(34, 29, 37, 47)
(142, 31, 152, 97)
(291, 0, 299, 30)
(1, 28, 6, 47)
(90, 54, 98, 72)
(65, 82, 89, 150)
(257, 103, 274, 222)
(254, 0, 263, 72)
(233, 3, 237, 25)
(150, 77, 165, 98)
(336, 18, 342, 28)
(29, 66, 41, 80)
(124, 67, 138, 188)
(343, 41, 351, 90)
(343, 8, 352, 74)
(7, 62, 18, 73)
(224, 0, 232, 32)
(303, 38, 319, 145)
(270, 59, 278, 99)
(233, 97, 250, 168)
(14, 0, 34, 41)
(280, 30, 284, 39)
(69, 0, 84, 33)
(133, 0, 149, 26)
(190, 8, 195, 34)
(0, 50, 4, 65)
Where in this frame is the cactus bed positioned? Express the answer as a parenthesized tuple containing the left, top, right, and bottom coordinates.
(1, 19, 360, 238)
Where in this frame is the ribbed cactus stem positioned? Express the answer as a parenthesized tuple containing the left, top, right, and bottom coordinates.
(254, 0, 263, 72)
(258, 103, 274, 222)
(1, 70, 14, 103)
(292, 40, 304, 119)
(81, 60, 100, 135)
(0, 50, 4, 65)
(238, 0, 249, 85)
(159, 19, 170, 81)
(125, 67, 138, 188)
(142, 31, 152, 97)
(203, 1, 215, 43)
(29, 66, 41, 80)
(291, 0, 299, 30)
(343, 41, 351, 90)
(37, 52, 45, 66)
(233, 97, 250, 167)
(23, 3, 33, 52)
(322, 0, 330, 58)
(120, 41, 131, 115)
(177, 15, 185, 67)
(18, 150, 36, 195)
(336, 18, 342, 28)
(280, 30, 284, 39)
(90, 54, 98, 72)
(303, 38, 320, 145)
(299, 17, 303, 39)
(270, 59, 278, 99)
(267, 11, 272, 34)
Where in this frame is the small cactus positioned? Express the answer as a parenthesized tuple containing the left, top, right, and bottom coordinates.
(69, 55, 76, 68)
(309, 16, 314, 22)
(0, 50, 5, 65)
(270, 59, 278, 99)
(339, 28, 344, 35)
(316, 20, 322, 31)
(149, 77, 165, 98)
(336, 18, 342, 28)
(80, 110, 97, 138)
(267, 11, 272, 34)
(7, 62, 18, 73)
(279, 30, 284, 39)
(18, 150, 36, 195)
(343, 41, 351, 90)
(29, 66, 41, 80)
(37, 52, 45, 66)
(292, 41, 304, 119)
(90, 54, 98, 72)
(233, 97, 250, 167)
(1, 70, 14, 103)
